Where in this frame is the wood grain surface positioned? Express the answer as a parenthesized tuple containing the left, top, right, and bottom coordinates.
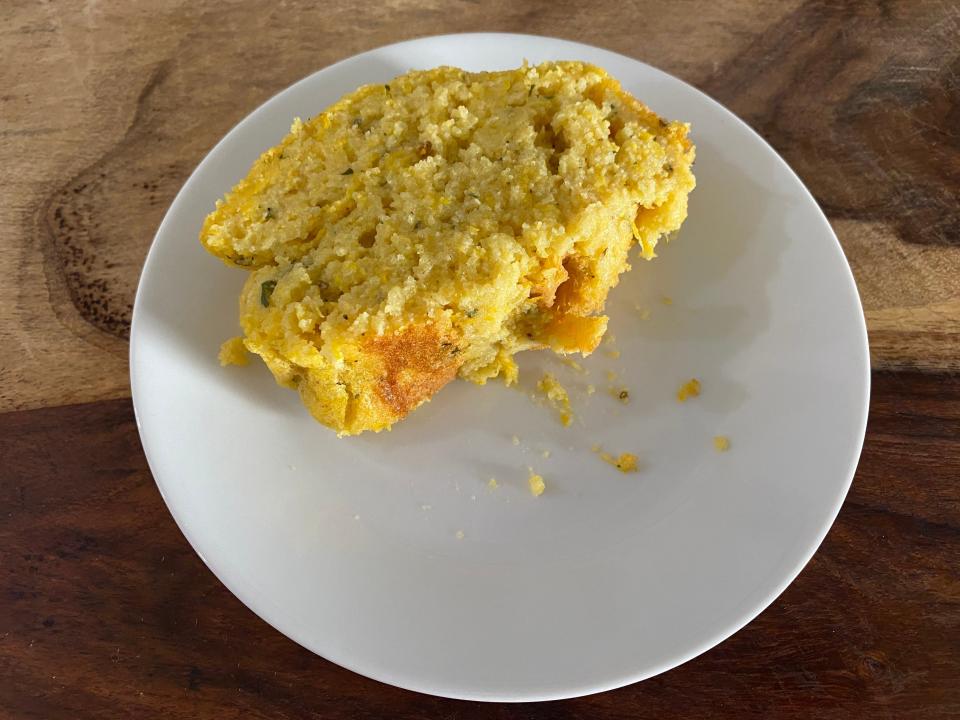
(2, 374, 958, 719)
(2, 0, 958, 717)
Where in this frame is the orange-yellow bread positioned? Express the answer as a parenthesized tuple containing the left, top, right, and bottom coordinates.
(201, 61, 695, 435)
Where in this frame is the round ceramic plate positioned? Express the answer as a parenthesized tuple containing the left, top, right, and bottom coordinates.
(131, 33, 869, 701)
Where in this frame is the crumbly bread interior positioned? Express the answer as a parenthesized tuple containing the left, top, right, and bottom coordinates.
(201, 61, 695, 434)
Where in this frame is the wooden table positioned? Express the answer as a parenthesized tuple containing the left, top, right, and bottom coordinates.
(3, 1, 958, 717)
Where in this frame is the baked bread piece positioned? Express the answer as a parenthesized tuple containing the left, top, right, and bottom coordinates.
(201, 61, 695, 434)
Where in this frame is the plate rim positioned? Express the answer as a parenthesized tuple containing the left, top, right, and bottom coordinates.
(130, 31, 871, 702)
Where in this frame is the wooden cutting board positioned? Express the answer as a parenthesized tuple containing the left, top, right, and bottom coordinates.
(2, 1, 957, 717)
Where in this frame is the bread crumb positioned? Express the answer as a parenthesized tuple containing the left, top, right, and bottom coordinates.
(541, 449, 551, 459)
(592, 444, 639, 473)
(605, 349, 621, 359)
(677, 378, 701, 402)
(600, 452, 639, 473)
(537, 372, 573, 427)
(635, 304, 651, 320)
(455, 530, 465, 540)
(605, 370, 618, 382)
(218, 337, 249, 366)
(488, 477, 499, 490)
(586, 384, 596, 396)
(713, 435, 730, 452)
(561, 357, 585, 373)
(661, 296, 673, 306)
(511, 435, 520, 446)
(528, 470, 546, 497)
(611, 387, 630, 403)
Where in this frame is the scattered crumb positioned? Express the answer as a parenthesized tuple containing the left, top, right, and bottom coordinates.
(603, 333, 617, 345)
(527, 469, 546, 497)
(635, 304, 651, 320)
(586, 384, 596, 396)
(601, 452, 640, 473)
(218, 336, 249, 366)
(713, 435, 731, 452)
(660, 296, 673, 306)
(676, 378, 702, 402)
(537, 372, 573, 427)
(605, 349, 621, 359)
(592, 445, 640, 473)
(612, 388, 630, 404)
(605, 370, 618, 382)
(511, 435, 520, 446)
(455, 530, 465, 540)
(591, 443, 602, 453)
(541, 449, 551, 459)
(561, 357, 585, 373)
(488, 477, 499, 490)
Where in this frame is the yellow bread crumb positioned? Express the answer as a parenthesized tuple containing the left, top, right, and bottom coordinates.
(488, 477, 499, 490)
(713, 435, 730, 452)
(586, 384, 597, 395)
(592, 444, 639, 473)
(661, 296, 673, 305)
(455, 530, 465, 540)
(677, 378, 701, 402)
(218, 336, 250, 366)
(561, 357, 585, 373)
(605, 349, 621, 359)
(600, 452, 639, 473)
(200, 61, 696, 435)
(511, 435, 521, 446)
(537, 373, 573, 427)
(528, 470, 546, 497)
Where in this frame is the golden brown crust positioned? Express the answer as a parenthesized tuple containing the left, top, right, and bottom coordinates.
(366, 326, 462, 419)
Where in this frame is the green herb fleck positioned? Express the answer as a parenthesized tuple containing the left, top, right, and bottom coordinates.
(341, 167, 354, 175)
(384, 84, 391, 93)
(528, 85, 534, 97)
(263, 207, 276, 220)
(467, 192, 480, 200)
(260, 280, 277, 307)
(465, 309, 478, 318)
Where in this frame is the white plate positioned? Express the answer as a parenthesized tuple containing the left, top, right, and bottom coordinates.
(130, 33, 869, 701)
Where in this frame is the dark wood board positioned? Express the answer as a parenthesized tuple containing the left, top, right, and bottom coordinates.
(2, 0, 958, 716)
